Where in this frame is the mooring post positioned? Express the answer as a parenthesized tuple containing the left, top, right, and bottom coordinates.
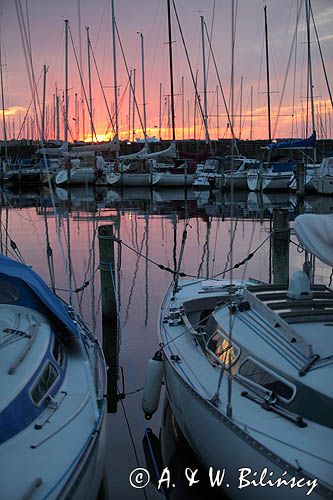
(272, 208, 290, 285)
(98, 224, 119, 413)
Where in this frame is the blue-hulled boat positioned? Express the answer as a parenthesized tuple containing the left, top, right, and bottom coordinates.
(0, 255, 107, 499)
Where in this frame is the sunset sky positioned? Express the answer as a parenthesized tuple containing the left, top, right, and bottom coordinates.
(0, 0, 332, 142)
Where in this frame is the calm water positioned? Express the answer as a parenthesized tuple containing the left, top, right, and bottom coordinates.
(1, 185, 332, 499)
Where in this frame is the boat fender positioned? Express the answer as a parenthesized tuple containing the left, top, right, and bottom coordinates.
(142, 350, 164, 420)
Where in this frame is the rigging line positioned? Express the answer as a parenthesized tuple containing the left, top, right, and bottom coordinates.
(309, 0, 333, 110)
(272, 0, 303, 139)
(89, 41, 115, 135)
(114, 21, 146, 139)
(15, 68, 43, 140)
(108, 272, 167, 500)
(211, 219, 220, 276)
(171, 0, 213, 155)
(291, 0, 299, 139)
(221, 218, 238, 279)
(118, 398, 149, 500)
(42, 203, 56, 292)
(124, 229, 146, 325)
(0, 220, 25, 263)
(68, 25, 98, 142)
(203, 21, 238, 150)
(15, 0, 41, 132)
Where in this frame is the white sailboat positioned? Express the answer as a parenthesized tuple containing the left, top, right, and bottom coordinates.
(0, 254, 107, 499)
(143, 214, 333, 498)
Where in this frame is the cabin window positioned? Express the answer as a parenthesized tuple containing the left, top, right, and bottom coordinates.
(52, 337, 65, 368)
(31, 363, 58, 405)
(207, 332, 240, 367)
(238, 358, 294, 401)
(0, 280, 20, 304)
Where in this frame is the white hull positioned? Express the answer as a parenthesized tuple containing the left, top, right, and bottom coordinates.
(223, 172, 248, 190)
(105, 172, 152, 187)
(55, 167, 96, 186)
(164, 359, 325, 500)
(152, 172, 195, 187)
(158, 279, 333, 500)
(247, 169, 293, 191)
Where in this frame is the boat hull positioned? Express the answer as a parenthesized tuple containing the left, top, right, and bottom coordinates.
(105, 172, 152, 187)
(152, 172, 195, 187)
(163, 357, 324, 500)
(55, 167, 96, 186)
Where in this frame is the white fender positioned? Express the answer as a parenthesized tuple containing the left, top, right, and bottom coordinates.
(142, 351, 163, 419)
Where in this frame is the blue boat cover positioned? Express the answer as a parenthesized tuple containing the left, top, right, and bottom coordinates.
(268, 131, 316, 150)
(0, 254, 79, 339)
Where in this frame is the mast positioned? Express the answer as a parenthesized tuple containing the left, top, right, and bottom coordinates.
(128, 69, 132, 140)
(305, 0, 316, 161)
(56, 84, 60, 142)
(201, 15, 209, 144)
(181, 76, 184, 140)
(239, 75, 243, 140)
(0, 38, 8, 159)
(167, 0, 176, 141)
(140, 33, 147, 140)
(264, 5, 272, 142)
(216, 85, 219, 139)
(86, 26, 94, 142)
(159, 82, 162, 140)
(111, 0, 119, 139)
(41, 64, 47, 144)
(250, 84, 253, 140)
(64, 19, 69, 143)
(132, 68, 136, 141)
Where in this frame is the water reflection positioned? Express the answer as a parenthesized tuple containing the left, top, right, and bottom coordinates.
(1, 185, 332, 499)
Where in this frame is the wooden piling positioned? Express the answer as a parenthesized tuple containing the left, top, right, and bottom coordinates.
(98, 224, 119, 413)
(272, 208, 290, 285)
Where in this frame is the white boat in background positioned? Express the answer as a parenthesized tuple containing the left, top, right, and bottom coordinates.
(307, 157, 333, 194)
(55, 156, 106, 186)
(152, 162, 196, 187)
(247, 161, 294, 191)
(143, 214, 333, 499)
(222, 157, 259, 190)
(193, 158, 223, 189)
(105, 160, 152, 187)
(0, 254, 107, 500)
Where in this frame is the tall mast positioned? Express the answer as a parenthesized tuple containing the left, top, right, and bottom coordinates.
(111, 0, 118, 138)
(159, 82, 162, 140)
(264, 5, 272, 142)
(216, 85, 219, 139)
(250, 84, 253, 140)
(64, 19, 69, 143)
(128, 69, 132, 139)
(305, 0, 316, 161)
(181, 76, 184, 140)
(140, 33, 147, 140)
(86, 26, 94, 142)
(41, 64, 47, 144)
(167, 0, 175, 141)
(201, 15, 209, 144)
(56, 84, 60, 142)
(239, 75, 243, 139)
(132, 68, 136, 141)
(0, 38, 8, 159)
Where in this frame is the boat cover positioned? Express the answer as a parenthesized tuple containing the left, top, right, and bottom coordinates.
(0, 254, 79, 339)
(294, 214, 333, 267)
(267, 132, 316, 150)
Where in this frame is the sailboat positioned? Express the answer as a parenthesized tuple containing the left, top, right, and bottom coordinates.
(142, 209, 333, 499)
(0, 254, 107, 499)
(142, 1, 333, 497)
